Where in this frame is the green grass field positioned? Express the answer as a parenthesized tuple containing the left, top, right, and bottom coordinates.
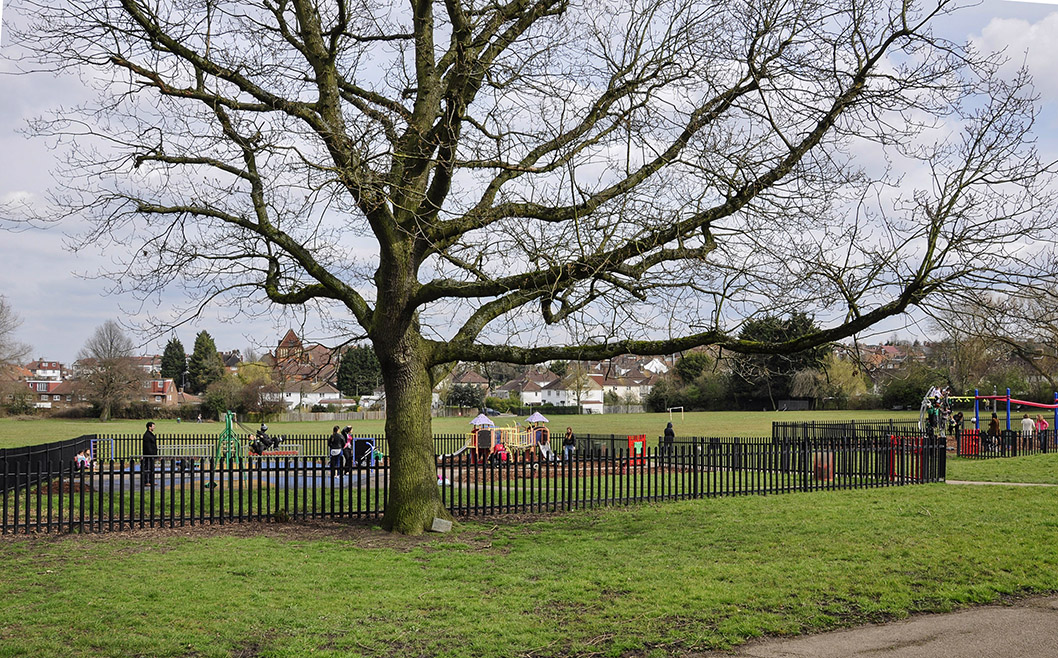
(2, 475, 1056, 658)
(0, 409, 922, 449)
(6, 411, 1047, 658)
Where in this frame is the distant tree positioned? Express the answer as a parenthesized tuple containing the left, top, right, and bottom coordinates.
(201, 373, 242, 418)
(548, 361, 569, 379)
(337, 345, 382, 397)
(159, 336, 186, 383)
(565, 362, 594, 409)
(186, 331, 224, 394)
(881, 363, 944, 409)
(675, 352, 713, 384)
(78, 320, 141, 421)
(0, 296, 30, 367)
(448, 384, 484, 409)
(790, 353, 868, 409)
(731, 314, 831, 409)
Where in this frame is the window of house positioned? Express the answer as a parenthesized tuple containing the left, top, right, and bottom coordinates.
(66, 395, 72, 401)
(155, 396, 162, 402)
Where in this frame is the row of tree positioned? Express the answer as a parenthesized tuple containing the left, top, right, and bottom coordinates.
(650, 310, 1058, 413)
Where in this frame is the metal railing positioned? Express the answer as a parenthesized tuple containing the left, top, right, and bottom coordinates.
(3, 434, 945, 535)
(955, 428, 1054, 459)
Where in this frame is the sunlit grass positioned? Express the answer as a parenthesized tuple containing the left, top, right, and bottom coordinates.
(2, 480, 1056, 658)
(0, 409, 922, 449)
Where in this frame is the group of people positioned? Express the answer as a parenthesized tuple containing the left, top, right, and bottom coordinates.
(328, 425, 374, 476)
(1018, 413, 1050, 438)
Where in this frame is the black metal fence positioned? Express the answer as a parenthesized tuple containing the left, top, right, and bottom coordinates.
(1, 436, 92, 495)
(87, 433, 470, 460)
(2, 433, 945, 535)
(772, 420, 924, 442)
(954, 428, 1055, 459)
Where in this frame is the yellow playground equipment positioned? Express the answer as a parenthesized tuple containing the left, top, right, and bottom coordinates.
(458, 424, 551, 460)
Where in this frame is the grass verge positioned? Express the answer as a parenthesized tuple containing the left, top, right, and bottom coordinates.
(2, 480, 1056, 657)
(946, 453, 1058, 485)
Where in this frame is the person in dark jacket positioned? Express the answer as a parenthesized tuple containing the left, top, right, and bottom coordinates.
(987, 412, 1001, 452)
(142, 421, 158, 487)
(562, 427, 576, 461)
(662, 422, 675, 457)
(328, 425, 344, 478)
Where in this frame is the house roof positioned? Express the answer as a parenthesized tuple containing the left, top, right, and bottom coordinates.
(25, 360, 63, 371)
(453, 370, 489, 385)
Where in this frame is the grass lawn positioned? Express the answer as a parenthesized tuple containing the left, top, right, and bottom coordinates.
(947, 453, 1058, 485)
(2, 471, 1057, 657)
(0, 409, 922, 449)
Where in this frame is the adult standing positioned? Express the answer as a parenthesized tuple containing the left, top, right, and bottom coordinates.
(1035, 414, 1050, 446)
(328, 425, 344, 478)
(562, 427, 576, 461)
(142, 421, 158, 487)
(1021, 414, 1035, 449)
(662, 422, 675, 457)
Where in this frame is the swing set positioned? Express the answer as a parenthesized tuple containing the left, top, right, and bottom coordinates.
(951, 388, 1058, 433)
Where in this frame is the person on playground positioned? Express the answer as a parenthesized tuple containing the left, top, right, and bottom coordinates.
(662, 422, 675, 458)
(562, 427, 576, 461)
(328, 425, 344, 478)
(537, 431, 555, 461)
(488, 439, 509, 466)
(1022, 414, 1036, 446)
(142, 421, 158, 487)
(988, 412, 1001, 451)
(341, 426, 356, 472)
(1035, 414, 1049, 436)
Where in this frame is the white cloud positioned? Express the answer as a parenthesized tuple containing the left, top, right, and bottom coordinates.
(972, 11, 1058, 100)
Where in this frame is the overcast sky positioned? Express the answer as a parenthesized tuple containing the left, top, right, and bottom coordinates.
(2, 0, 1058, 365)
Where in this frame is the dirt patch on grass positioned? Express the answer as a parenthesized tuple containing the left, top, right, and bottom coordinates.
(0, 517, 503, 551)
(33, 479, 96, 495)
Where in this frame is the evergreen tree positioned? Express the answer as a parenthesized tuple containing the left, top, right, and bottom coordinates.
(337, 344, 382, 397)
(160, 336, 186, 383)
(730, 313, 831, 410)
(187, 330, 224, 394)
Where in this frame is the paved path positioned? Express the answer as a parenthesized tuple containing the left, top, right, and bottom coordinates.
(699, 595, 1058, 657)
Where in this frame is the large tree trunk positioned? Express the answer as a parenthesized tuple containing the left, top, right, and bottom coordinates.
(378, 330, 452, 534)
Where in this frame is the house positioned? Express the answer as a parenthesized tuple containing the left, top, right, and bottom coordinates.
(594, 368, 658, 403)
(266, 330, 338, 385)
(25, 359, 65, 381)
(137, 378, 179, 405)
(130, 355, 163, 376)
(262, 381, 342, 410)
(221, 350, 243, 373)
(540, 372, 604, 412)
(27, 379, 87, 410)
(493, 370, 558, 406)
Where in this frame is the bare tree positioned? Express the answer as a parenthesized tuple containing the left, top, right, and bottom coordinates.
(78, 321, 141, 421)
(10, 0, 1058, 532)
(0, 296, 30, 367)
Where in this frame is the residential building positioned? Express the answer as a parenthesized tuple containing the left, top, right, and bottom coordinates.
(262, 381, 342, 410)
(25, 359, 65, 381)
(265, 330, 338, 385)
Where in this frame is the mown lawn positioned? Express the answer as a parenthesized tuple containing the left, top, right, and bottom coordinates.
(0, 409, 922, 449)
(947, 452, 1058, 485)
(2, 474, 1056, 657)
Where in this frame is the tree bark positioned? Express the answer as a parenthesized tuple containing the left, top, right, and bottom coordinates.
(377, 329, 451, 534)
